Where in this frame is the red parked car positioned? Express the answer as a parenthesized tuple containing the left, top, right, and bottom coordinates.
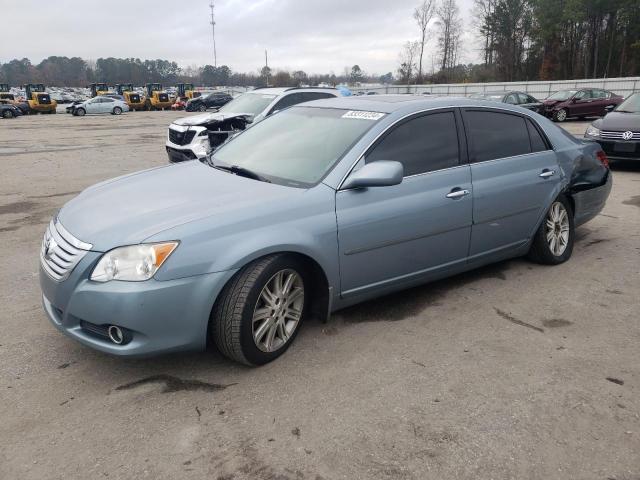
(543, 88, 624, 122)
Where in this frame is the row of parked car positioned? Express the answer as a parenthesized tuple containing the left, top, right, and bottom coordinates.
(164, 86, 640, 164)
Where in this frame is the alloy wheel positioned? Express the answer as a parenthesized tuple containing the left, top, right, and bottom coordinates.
(545, 202, 570, 256)
(556, 109, 567, 122)
(252, 269, 304, 353)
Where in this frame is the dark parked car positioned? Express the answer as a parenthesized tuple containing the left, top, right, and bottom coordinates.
(543, 88, 623, 122)
(1, 103, 22, 118)
(185, 92, 233, 112)
(584, 92, 640, 161)
(470, 91, 543, 113)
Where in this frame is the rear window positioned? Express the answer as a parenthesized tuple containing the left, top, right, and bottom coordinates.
(465, 111, 531, 162)
(526, 119, 549, 152)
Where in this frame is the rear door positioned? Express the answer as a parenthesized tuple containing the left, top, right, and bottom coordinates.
(462, 109, 560, 258)
(336, 109, 473, 297)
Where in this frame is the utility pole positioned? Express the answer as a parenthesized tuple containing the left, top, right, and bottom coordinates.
(209, 1, 217, 67)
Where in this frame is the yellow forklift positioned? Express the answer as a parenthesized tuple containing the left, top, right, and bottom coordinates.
(144, 83, 172, 110)
(89, 82, 109, 98)
(176, 83, 201, 100)
(115, 84, 145, 111)
(23, 84, 57, 114)
(0, 83, 16, 104)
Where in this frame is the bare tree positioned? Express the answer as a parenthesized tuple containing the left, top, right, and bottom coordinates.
(413, 0, 436, 82)
(472, 0, 497, 66)
(397, 41, 420, 85)
(436, 0, 463, 79)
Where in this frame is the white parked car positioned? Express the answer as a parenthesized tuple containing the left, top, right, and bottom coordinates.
(70, 96, 129, 116)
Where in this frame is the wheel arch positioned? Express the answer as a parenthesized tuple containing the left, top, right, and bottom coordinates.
(205, 250, 332, 348)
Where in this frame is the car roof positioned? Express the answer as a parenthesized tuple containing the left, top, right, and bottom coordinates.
(300, 95, 501, 113)
(249, 87, 339, 96)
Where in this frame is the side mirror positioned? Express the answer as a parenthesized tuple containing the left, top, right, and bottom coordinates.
(342, 161, 403, 190)
(605, 105, 615, 113)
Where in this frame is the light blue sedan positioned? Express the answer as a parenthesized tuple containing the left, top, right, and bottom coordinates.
(40, 96, 611, 365)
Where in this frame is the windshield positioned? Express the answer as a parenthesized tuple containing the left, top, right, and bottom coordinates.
(475, 93, 505, 101)
(219, 92, 276, 116)
(548, 90, 577, 101)
(211, 106, 383, 187)
(615, 93, 640, 113)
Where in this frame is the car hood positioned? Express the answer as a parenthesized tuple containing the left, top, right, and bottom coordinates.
(598, 111, 640, 131)
(58, 162, 301, 252)
(173, 111, 253, 126)
(543, 99, 564, 107)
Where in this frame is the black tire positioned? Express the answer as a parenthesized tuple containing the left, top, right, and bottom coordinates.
(112, 106, 122, 115)
(2, 110, 14, 118)
(527, 195, 574, 265)
(553, 108, 568, 122)
(75, 108, 86, 117)
(198, 104, 207, 112)
(211, 254, 310, 366)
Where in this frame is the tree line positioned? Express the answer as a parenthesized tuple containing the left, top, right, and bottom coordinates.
(398, 0, 640, 84)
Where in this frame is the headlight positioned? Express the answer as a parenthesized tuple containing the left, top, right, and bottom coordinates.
(90, 242, 178, 282)
(585, 125, 601, 137)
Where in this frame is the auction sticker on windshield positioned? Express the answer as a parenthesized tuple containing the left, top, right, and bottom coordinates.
(342, 111, 386, 120)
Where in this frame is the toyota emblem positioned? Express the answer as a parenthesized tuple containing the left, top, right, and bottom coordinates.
(622, 131, 633, 140)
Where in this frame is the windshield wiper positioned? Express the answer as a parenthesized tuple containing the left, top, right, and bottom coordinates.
(202, 155, 270, 183)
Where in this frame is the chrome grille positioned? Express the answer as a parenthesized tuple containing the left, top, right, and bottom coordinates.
(40, 219, 92, 281)
(600, 130, 640, 140)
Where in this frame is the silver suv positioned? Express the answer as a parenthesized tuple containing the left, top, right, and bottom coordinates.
(165, 87, 340, 163)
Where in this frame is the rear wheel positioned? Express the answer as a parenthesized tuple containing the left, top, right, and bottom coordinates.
(211, 254, 308, 366)
(112, 106, 122, 115)
(75, 108, 86, 117)
(528, 196, 574, 265)
(553, 108, 568, 122)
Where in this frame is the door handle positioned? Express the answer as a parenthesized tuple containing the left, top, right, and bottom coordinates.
(446, 188, 470, 199)
(539, 169, 555, 179)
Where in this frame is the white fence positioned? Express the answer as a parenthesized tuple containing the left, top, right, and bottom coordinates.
(352, 77, 640, 99)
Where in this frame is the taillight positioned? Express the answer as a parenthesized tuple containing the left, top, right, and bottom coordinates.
(596, 150, 609, 169)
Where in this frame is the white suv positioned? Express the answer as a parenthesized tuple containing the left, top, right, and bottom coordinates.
(166, 87, 341, 163)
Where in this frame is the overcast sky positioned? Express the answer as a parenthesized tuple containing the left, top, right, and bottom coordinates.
(2, 0, 479, 75)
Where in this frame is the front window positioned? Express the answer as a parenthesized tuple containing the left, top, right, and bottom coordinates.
(219, 92, 277, 116)
(548, 90, 577, 101)
(211, 106, 383, 187)
(616, 93, 640, 113)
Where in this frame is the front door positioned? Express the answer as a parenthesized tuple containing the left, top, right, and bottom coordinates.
(336, 109, 473, 297)
(462, 109, 561, 257)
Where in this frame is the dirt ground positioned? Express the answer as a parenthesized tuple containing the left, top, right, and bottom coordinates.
(1, 111, 639, 480)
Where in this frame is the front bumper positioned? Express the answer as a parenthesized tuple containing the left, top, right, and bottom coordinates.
(591, 138, 640, 160)
(40, 252, 237, 357)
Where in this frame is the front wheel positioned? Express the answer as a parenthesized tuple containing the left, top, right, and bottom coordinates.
(553, 108, 568, 122)
(112, 106, 122, 115)
(199, 104, 207, 112)
(2, 110, 14, 118)
(528, 196, 574, 265)
(75, 108, 86, 117)
(211, 255, 308, 365)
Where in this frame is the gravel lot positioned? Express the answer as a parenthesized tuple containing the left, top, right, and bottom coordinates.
(1, 111, 639, 480)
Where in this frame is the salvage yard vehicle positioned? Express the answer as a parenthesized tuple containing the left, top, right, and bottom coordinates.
(23, 84, 57, 114)
(40, 96, 612, 366)
(0, 103, 22, 118)
(585, 92, 640, 161)
(115, 83, 145, 111)
(89, 83, 109, 98)
(144, 83, 172, 110)
(166, 87, 340, 162)
(176, 83, 201, 100)
(543, 88, 623, 122)
(469, 90, 543, 113)
(71, 96, 129, 116)
(185, 91, 233, 112)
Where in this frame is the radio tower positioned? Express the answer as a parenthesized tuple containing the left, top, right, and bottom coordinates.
(209, 1, 217, 67)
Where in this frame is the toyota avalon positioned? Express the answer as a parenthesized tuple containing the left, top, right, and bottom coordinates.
(40, 96, 612, 365)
